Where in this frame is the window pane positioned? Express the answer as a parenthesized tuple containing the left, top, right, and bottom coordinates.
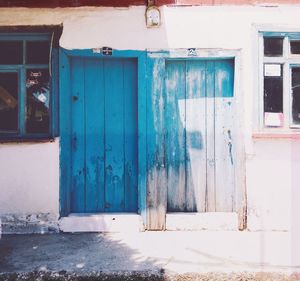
(292, 68, 300, 125)
(264, 64, 283, 127)
(26, 69, 50, 134)
(290, 41, 300, 55)
(0, 73, 18, 132)
(264, 37, 283, 57)
(0, 41, 23, 64)
(26, 41, 50, 64)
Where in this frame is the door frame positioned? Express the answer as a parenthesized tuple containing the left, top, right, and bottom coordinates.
(59, 48, 147, 226)
(146, 48, 247, 230)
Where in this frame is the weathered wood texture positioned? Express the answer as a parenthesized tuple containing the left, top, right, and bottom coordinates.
(146, 57, 167, 230)
(70, 57, 138, 213)
(214, 60, 235, 212)
(165, 61, 186, 212)
(163, 59, 235, 214)
(185, 61, 207, 212)
(60, 49, 72, 216)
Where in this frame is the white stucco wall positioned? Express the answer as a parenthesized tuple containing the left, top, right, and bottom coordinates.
(0, 5, 299, 232)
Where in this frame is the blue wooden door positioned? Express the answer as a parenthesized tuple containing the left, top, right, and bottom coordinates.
(165, 59, 235, 213)
(70, 57, 138, 213)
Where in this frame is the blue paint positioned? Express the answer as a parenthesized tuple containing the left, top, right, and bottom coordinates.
(70, 58, 85, 212)
(165, 60, 186, 212)
(146, 56, 167, 229)
(261, 31, 300, 40)
(123, 59, 138, 212)
(60, 48, 146, 215)
(150, 58, 235, 215)
(214, 59, 234, 98)
(60, 48, 234, 227)
(59, 48, 72, 216)
(137, 52, 147, 224)
(104, 59, 126, 212)
(84, 58, 105, 212)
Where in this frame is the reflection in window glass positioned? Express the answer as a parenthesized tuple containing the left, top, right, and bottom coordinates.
(26, 69, 50, 133)
(292, 68, 300, 125)
(290, 41, 300, 55)
(0, 73, 18, 132)
(264, 64, 283, 113)
(0, 41, 23, 64)
(26, 41, 50, 64)
(264, 37, 283, 57)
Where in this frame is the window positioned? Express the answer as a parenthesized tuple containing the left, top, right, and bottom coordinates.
(260, 32, 300, 129)
(0, 33, 58, 140)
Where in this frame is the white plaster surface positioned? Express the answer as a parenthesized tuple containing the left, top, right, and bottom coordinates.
(166, 213, 238, 230)
(247, 139, 300, 231)
(0, 5, 299, 232)
(0, 141, 59, 215)
(59, 213, 143, 232)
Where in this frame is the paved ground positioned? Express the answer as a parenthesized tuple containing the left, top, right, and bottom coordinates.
(0, 231, 300, 280)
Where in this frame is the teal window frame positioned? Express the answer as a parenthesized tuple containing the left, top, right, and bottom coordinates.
(259, 31, 300, 129)
(0, 33, 59, 141)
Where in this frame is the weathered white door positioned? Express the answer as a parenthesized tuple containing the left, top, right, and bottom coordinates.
(165, 59, 236, 212)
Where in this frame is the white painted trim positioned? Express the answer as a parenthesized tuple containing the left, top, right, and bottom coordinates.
(254, 24, 300, 33)
(147, 48, 240, 59)
(166, 213, 238, 231)
(59, 213, 143, 233)
(232, 50, 247, 230)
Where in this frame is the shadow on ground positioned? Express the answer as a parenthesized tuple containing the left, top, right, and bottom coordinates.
(0, 233, 164, 280)
(1, 233, 300, 281)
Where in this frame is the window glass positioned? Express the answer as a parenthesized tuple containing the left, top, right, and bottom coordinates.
(0, 73, 18, 132)
(26, 69, 50, 133)
(292, 68, 300, 125)
(290, 41, 300, 55)
(264, 37, 283, 57)
(0, 41, 23, 64)
(264, 64, 283, 127)
(26, 41, 50, 64)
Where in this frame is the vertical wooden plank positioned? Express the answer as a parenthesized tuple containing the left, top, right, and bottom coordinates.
(59, 49, 71, 216)
(206, 61, 216, 212)
(85, 59, 105, 212)
(104, 59, 125, 212)
(123, 59, 138, 212)
(138, 52, 147, 225)
(146, 56, 167, 230)
(185, 60, 207, 212)
(214, 59, 236, 212)
(165, 60, 186, 212)
(70, 57, 86, 212)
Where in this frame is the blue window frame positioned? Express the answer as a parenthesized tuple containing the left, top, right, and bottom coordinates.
(0, 33, 59, 140)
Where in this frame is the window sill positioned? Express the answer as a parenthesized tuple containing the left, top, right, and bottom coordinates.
(0, 138, 56, 143)
(253, 130, 300, 140)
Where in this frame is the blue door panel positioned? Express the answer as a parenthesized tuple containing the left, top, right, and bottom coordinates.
(85, 59, 105, 212)
(123, 59, 138, 212)
(71, 58, 85, 213)
(70, 57, 138, 213)
(104, 60, 125, 212)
